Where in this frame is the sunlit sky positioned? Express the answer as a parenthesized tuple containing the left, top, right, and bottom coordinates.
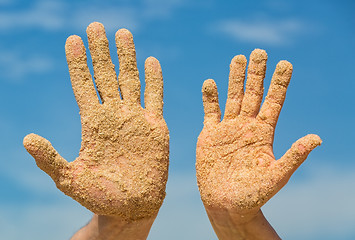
(0, 0, 354, 239)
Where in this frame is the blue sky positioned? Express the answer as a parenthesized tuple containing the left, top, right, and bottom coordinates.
(0, 0, 354, 239)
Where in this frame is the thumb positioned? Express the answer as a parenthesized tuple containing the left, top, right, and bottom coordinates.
(23, 133, 69, 183)
(276, 134, 322, 178)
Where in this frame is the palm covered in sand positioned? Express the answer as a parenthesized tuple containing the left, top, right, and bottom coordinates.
(24, 22, 169, 220)
(196, 50, 321, 214)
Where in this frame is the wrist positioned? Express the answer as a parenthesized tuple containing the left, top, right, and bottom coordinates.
(71, 214, 157, 240)
(204, 205, 280, 240)
(205, 204, 260, 224)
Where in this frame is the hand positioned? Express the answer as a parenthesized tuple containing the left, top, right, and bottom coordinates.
(196, 49, 321, 217)
(24, 22, 169, 221)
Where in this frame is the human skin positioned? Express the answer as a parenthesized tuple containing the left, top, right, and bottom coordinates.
(196, 49, 322, 239)
(23, 22, 169, 239)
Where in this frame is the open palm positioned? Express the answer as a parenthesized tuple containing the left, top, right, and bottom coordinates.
(24, 22, 169, 220)
(196, 49, 321, 214)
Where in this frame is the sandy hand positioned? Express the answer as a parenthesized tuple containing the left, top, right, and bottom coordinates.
(196, 49, 321, 215)
(23, 22, 169, 220)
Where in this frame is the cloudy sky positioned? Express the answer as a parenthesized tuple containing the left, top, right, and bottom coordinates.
(0, 0, 354, 239)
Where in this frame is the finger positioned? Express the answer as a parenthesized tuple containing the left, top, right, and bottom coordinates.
(276, 134, 322, 178)
(240, 49, 267, 117)
(224, 55, 247, 120)
(115, 28, 141, 104)
(257, 61, 293, 127)
(65, 35, 100, 113)
(202, 79, 221, 127)
(86, 22, 120, 103)
(144, 57, 163, 117)
(23, 133, 69, 184)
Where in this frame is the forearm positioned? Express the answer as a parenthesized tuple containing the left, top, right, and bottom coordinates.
(71, 214, 157, 240)
(205, 206, 281, 240)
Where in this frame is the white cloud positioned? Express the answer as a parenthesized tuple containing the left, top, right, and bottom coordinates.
(215, 18, 306, 45)
(264, 164, 355, 239)
(0, 0, 139, 32)
(0, 50, 54, 82)
(141, 0, 212, 20)
(0, 0, 11, 5)
(142, 0, 186, 19)
(0, 0, 192, 33)
(72, 6, 140, 33)
(0, 1, 66, 30)
(0, 201, 92, 240)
